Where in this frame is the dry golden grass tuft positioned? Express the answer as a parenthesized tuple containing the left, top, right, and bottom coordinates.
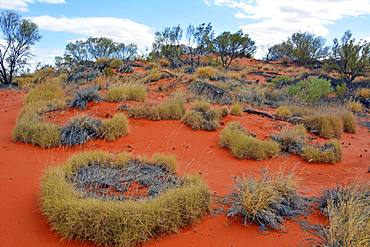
(341, 112, 356, 134)
(128, 97, 185, 120)
(193, 66, 219, 80)
(105, 84, 146, 102)
(182, 101, 223, 131)
(12, 78, 65, 148)
(99, 113, 129, 141)
(347, 101, 363, 113)
(40, 151, 210, 247)
(301, 140, 341, 164)
(229, 103, 243, 116)
(304, 115, 343, 139)
(275, 106, 293, 119)
(318, 183, 369, 247)
(227, 170, 305, 230)
(220, 122, 280, 160)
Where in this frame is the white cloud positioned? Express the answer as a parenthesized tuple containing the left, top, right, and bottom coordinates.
(30, 15, 155, 51)
(0, 0, 65, 12)
(206, 0, 370, 58)
(28, 47, 64, 69)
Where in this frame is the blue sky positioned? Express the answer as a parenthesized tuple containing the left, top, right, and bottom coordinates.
(1, 0, 370, 67)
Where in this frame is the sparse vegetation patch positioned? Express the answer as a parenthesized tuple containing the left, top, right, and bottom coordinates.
(40, 151, 210, 247)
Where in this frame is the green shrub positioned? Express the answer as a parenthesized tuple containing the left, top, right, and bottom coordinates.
(40, 151, 210, 247)
(103, 67, 114, 77)
(270, 75, 293, 87)
(105, 84, 146, 102)
(109, 59, 124, 69)
(128, 97, 185, 120)
(95, 57, 112, 66)
(304, 115, 342, 139)
(100, 113, 129, 141)
(301, 140, 341, 164)
(229, 103, 243, 116)
(341, 112, 356, 134)
(220, 122, 280, 160)
(288, 77, 333, 102)
(335, 83, 347, 97)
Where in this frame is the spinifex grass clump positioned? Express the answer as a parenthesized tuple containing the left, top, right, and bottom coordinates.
(227, 170, 306, 230)
(304, 115, 343, 139)
(301, 140, 341, 164)
(61, 116, 102, 146)
(99, 113, 129, 141)
(229, 103, 243, 116)
(316, 183, 369, 247)
(182, 101, 225, 131)
(220, 122, 280, 160)
(105, 84, 146, 102)
(128, 97, 185, 120)
(40, 151, 210, 247)
(70, 87, 101, 109)
(12, 78, 65, 148)
(272, 125, 306, 154)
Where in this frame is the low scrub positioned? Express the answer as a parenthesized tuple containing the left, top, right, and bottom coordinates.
(275, 106, 293, 119)
(128, 97, 185, 120)
(99, 113, 129, 141)
(347, 101, 363, 113)
(220, 122, 280, 160)
(70, 87, 101, 109)
(182, 101, 224, 131)
(12, 79, 65, 148)
(301, 140, 341, 164)
(194, 66, 219, 80)
(105, 84, 146, 102)
(40, 151, 210, 247)
(60, 116, 102, 146)
(272, 125, 306, 154)
(317, 183, 369, 247)
(341, 112, 356, 134)
(227, 170, 306, 230)
(288, 77, 333, 102)
(229, 103, 243, 116)
(304, 115, 342, 139)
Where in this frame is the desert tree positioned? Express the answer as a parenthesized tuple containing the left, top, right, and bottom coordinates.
(331, 30, 370, 82)
(151, 25, 184, 67)
(267, 32, 328, 66)
(185, 23, 214, 68)
(0, 11, 41, 85)
(212, 30, 256, 69)
(114, 43, 137, 61)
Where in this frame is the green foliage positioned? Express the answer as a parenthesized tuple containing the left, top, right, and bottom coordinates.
(103, 67, 114, 77)
(331, 30, 370, 81)
(266, 32, 328, 66)
(335, 83, 347, 97)
(105, 84, 146, 102)
(220, 122, 280, 160)
(0, 11, 41, 84)
(40, 151, 210, 247)
(288, 77, 333, 102)
(270, 75, 293, 87)
(99, 113, 129, 141)
(213, 30, 256, 69)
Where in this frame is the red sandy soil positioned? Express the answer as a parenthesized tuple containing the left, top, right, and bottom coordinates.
(0, 89, 369, 247)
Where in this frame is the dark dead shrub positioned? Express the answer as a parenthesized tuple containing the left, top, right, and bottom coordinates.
(61, 116, 102, 146)
(70, 87, 101, 109)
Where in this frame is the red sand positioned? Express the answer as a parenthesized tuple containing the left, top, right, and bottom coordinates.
(0, 89, 369, 247)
